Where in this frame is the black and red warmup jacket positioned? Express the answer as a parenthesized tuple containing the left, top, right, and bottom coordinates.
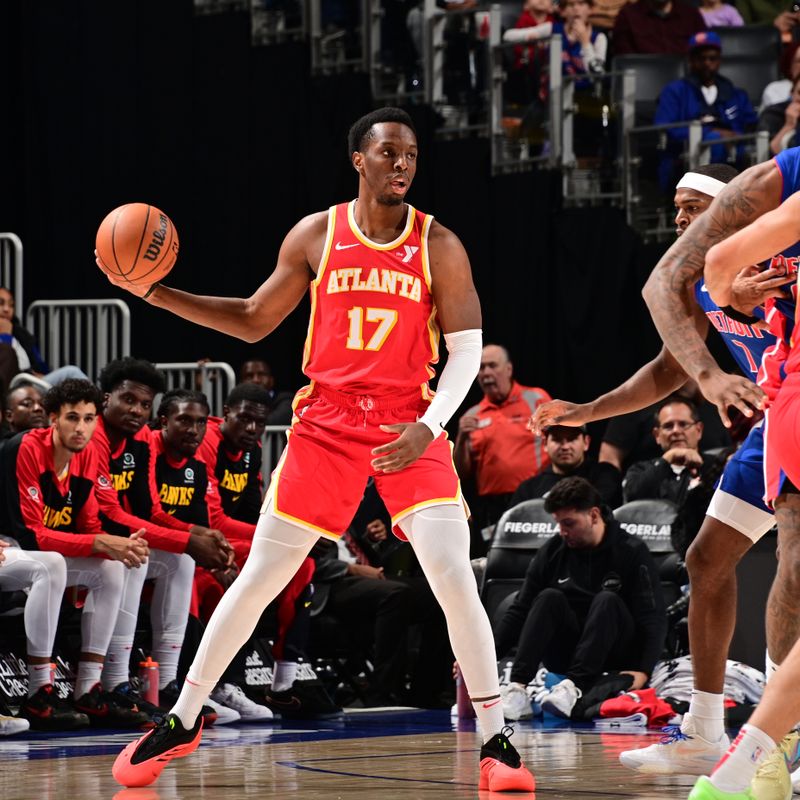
(149, 428, 255, 542)
(197, 417, 263, 526)
(2, 427, 103, 557)
(91, 415, 191, 553)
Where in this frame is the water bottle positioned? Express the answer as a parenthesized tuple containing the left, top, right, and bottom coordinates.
(455, 663, 476, 720)
(138, 656, 160, 706)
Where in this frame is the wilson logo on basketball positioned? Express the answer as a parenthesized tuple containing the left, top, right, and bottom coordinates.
(142, 214, 170, 262)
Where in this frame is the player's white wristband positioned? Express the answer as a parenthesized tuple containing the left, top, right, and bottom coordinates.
(419, 329, 482, 439)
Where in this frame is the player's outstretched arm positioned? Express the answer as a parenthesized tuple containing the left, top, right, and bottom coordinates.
(706, 190, 800, 307)
(643, 161, 780, 378)
(104, 213, 327, 343)
(642, 161, 782, 424)
(531, 345, 688, 433)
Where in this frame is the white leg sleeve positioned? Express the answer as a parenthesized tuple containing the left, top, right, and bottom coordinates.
(170, 512, 317, 728)
(64, 557, 126, 657)
(399, 504, 505, 741)
(0, 548, 67, 658)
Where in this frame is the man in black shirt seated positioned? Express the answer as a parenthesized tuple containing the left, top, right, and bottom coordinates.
(508, 424, 622, 510)
(496, 477, 666, 721)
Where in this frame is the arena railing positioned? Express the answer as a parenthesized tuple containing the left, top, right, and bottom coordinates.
(261, 425, 290, 484)
(26, 298, 131, 378)
(155, 361, 238, 417)
(0, 233, 23, 315)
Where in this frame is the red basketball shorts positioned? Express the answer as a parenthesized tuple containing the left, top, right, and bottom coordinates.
(263, 383, 463, 540)
(764, 372, 800, 503)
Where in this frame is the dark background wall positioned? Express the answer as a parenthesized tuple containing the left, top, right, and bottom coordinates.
(0, 0, 687, 413)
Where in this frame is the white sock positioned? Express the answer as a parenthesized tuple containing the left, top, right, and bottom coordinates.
(688, 689, 725, 741)
(272, 661, 297, 692)
(472, 694, 506, 740)
(27, 663, 52, 697)
(170, 675, 217, 730)
(101, 635, 132, 690)
(74, 661, 104, 698)
(153, 634, 184, 688)
(711, 724, 775, 793)
(766, 650, 779, 682)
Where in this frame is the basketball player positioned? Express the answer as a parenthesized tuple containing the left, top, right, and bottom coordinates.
(91, 358, 233, 718)
(2, 379, 151, 727)
(638, 148, 800, 799)
(108, 107, 535, 792)
(532, 165, 786, 785)
(680, 181, 800, 800)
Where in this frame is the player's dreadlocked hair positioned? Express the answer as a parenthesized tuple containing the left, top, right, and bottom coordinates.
(43, 379, 103, 416)
(98, 357, 166, 394)
(225, 383, 272, 409)
(156, 388, 210, 420)
(347, 107, 417, 156)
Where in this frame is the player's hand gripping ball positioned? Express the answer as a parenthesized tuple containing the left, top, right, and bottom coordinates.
(96, 203, 178, 293)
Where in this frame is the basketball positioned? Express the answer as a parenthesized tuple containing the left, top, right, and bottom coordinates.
(96, 203, 179, 286)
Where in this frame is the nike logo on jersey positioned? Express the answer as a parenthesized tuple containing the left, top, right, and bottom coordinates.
(335, 242, 359, 250)
(558, 577, 569, 584)
(700, 284, 709, 292)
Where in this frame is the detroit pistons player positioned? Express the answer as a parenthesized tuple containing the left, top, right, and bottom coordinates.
(107, 107, 535, 793)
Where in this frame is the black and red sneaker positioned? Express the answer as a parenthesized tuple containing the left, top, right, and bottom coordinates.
(74, 683, 151, 729)
(20, 684, 89, 731)
(264, 681, 343, 719)
(113, 713, 203, 788)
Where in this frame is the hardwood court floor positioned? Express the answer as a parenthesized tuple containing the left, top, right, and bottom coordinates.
(0, 709, 699, 800)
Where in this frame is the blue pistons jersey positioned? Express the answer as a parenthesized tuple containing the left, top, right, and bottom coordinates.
(693, 280, 774, 377)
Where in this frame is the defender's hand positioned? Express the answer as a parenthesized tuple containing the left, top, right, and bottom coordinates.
(530, 399, 589, 435)
(697, 369, 765, 428)
(371, 422, 434, 473)
(730, 266, 790, 314)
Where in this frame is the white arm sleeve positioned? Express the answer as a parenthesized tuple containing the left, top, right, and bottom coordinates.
(418, 329, 482, 438)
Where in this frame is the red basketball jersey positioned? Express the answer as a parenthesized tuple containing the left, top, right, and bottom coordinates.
(302, 200, 440, 397)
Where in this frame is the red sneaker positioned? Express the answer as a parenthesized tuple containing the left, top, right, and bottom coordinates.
(478, 728, 536, 793)
(112, 713, 203, 787)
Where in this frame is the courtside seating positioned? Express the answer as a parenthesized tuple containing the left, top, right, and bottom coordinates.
(611, 53, 685, 124)
(711, 25, 781, 59)
(720, 55, 780, 106)
(614, 499, 688, 655)
(481, 499, 559, 624)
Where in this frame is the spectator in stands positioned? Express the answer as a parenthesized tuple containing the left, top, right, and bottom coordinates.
(495, 477, 666, 720)
(0, 288, 88, 393)
(623, 394, 721, 504)
(454, 344, 551, 530)
(654, 32, 757, 190)
(509, 424, 623, 508)
(502, 0, 608, 81)
(590, 0, 632, 31)
(600, 379, 731, 472)
(612, 0, 705, 56)
(761, 43, 800, 109)
(3, 382, 46, 436)
(91, 358, 235, 722)
(698, 0, 743, 27)
(2, 379, 151, 728)
(759, 74, 800, 153)
(197, 383, 337, 718)
(737, 0, 800, 36)
(503, 0, 555, 106)
(239, 358, 293, 425)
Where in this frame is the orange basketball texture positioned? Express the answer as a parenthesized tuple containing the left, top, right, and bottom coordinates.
(96, 203, 179, 286)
